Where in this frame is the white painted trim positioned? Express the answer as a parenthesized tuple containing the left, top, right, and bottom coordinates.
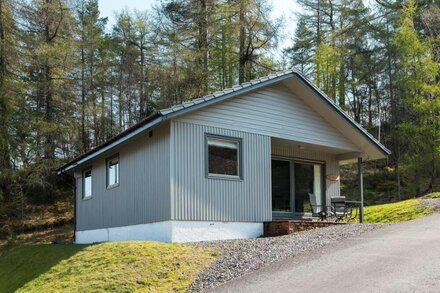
(75, 221, 263, 244)
(75, 221, 173, 244)
(171, 221, 263, 243)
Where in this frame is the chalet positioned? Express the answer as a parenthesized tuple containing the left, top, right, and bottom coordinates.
(58, 69, 390, 243)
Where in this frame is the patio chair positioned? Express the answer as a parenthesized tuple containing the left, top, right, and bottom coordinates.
(330, 196, 352, 222)
(309, 193, 327, 221)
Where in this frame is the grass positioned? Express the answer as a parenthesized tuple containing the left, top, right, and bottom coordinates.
(0, 241, 219, 293)
(0, 199, 74, 245)
(423, 192, 440, 199)
(363, 198, 433, 223)
(0, 224, 73, 252)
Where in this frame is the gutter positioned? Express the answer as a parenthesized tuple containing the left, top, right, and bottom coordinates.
(57, 112, 164, 174)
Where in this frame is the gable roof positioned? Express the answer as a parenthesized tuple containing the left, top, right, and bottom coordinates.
(58, 68, 390, 173)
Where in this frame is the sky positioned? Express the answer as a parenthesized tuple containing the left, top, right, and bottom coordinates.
(97, 0, 302, 57)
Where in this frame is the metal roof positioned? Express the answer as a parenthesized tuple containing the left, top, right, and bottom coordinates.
(158, 69, 294, 116)
(58, 68, 390, 173)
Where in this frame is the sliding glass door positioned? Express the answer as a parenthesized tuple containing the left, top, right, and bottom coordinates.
(272, 160, 291, 212)
(294, 162, 323, 214)
(272, 158, 324, 217)
(294, 163, 314, 213)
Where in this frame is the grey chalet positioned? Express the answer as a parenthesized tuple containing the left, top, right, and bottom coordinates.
(58, 69, 390, 243)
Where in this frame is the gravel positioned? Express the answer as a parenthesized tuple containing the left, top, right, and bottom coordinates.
(189, 223, 384, 292)
(421, 198, 440, 211)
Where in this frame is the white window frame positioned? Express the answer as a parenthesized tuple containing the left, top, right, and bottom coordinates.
(205, 134, 242, 180)
(106, 154, 120, 189)
(82, 168, 92, 200)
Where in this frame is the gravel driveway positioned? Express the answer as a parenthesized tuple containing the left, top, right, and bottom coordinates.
(208, 213, 440, 293)
(189, 223, 383, 292)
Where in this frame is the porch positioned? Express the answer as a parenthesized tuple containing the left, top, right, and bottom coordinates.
(270, 137, 365, 223)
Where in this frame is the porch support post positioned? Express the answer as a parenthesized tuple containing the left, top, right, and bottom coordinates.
(358, 157, 364, 223)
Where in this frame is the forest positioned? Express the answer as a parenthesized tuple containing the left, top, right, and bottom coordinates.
(0, 0, 439, 216)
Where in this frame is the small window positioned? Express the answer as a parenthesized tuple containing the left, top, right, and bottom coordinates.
(83, 169, 92, 199)
(207, 135, 241, 179)
(107, 155, 119, 188)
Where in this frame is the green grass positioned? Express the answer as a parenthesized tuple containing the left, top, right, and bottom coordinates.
(423, 192, 440, 199)
(0, 241, 218, 293)
(363, 198, 433, 223)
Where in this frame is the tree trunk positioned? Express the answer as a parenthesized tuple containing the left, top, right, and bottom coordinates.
(139, 45, 145, 118)
(44, 5, 55, 160)
(221, 23, 226, 88)
(238, 0, 246, 84)
(0, 0, 11, 196)
(81, 38, 87, 151)
(198, 0, 208, 93)
(386, 16, 401, 200)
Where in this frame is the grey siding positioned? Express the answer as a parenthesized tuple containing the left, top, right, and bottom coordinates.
(171, 120, 272, 222)
(75, 123, 171, 231)
(271, 143, 340, 205)
(176, 84, 359, 152)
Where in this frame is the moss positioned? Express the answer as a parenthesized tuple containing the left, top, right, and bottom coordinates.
(363, 198, 432, 223)
(423, 192, 440, 199)
(0, 241, 218, 292)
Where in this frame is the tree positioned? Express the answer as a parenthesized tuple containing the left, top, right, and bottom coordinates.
(237, 0, 281, 83)
(284, 16, 313, 75)
(0, 0, 15, 198)
(74, 0, 108, 150)
(395, 0, 440, 195)
(19, 0, 76, 199)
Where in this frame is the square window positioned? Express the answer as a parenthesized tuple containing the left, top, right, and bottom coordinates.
(107, 155, 119, 188)
(83, 169, 92, 199)
(207, 135, 241, 179)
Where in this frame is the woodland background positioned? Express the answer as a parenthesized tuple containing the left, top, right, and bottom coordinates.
(0, 0, 439, 236)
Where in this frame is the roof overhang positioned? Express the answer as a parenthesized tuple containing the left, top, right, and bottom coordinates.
(281, 72, 390, 161)
(58, 69, 390, 173)
(57, 113, 164, 174)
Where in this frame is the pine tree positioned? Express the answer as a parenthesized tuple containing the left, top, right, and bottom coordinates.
(74, 0, 108, 150)
(284, 16, 313, 75)
(20, 0, 77, 199)
(395, 0, 440, 195)
(236, 0, 280, 83)
(0, 0, 15, 198)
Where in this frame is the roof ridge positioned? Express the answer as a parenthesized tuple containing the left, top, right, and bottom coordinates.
(159, 68, 296, 115)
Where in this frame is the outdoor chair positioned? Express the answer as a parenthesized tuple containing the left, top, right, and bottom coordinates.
(330, 197, 352, 222)
(309, 193, 327, 221)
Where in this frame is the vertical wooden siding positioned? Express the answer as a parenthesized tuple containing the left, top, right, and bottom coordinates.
(75, 123, 171, 231)
(171, 121, 272, 222)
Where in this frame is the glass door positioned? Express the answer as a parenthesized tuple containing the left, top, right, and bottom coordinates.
(294, 162, 323, 215)
(271, 159, 291, 212)
(272, 158, 324, 218)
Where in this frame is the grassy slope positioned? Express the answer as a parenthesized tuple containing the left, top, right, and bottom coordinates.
(0, 224, 73, 251)
(0, 242, 218, 293)
(363, 198, 433, 223)
(0, 199, 73, 248)
(423, 192, 440, 199)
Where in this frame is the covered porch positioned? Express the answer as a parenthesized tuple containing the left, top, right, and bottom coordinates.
(270, 137, 365, 223)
